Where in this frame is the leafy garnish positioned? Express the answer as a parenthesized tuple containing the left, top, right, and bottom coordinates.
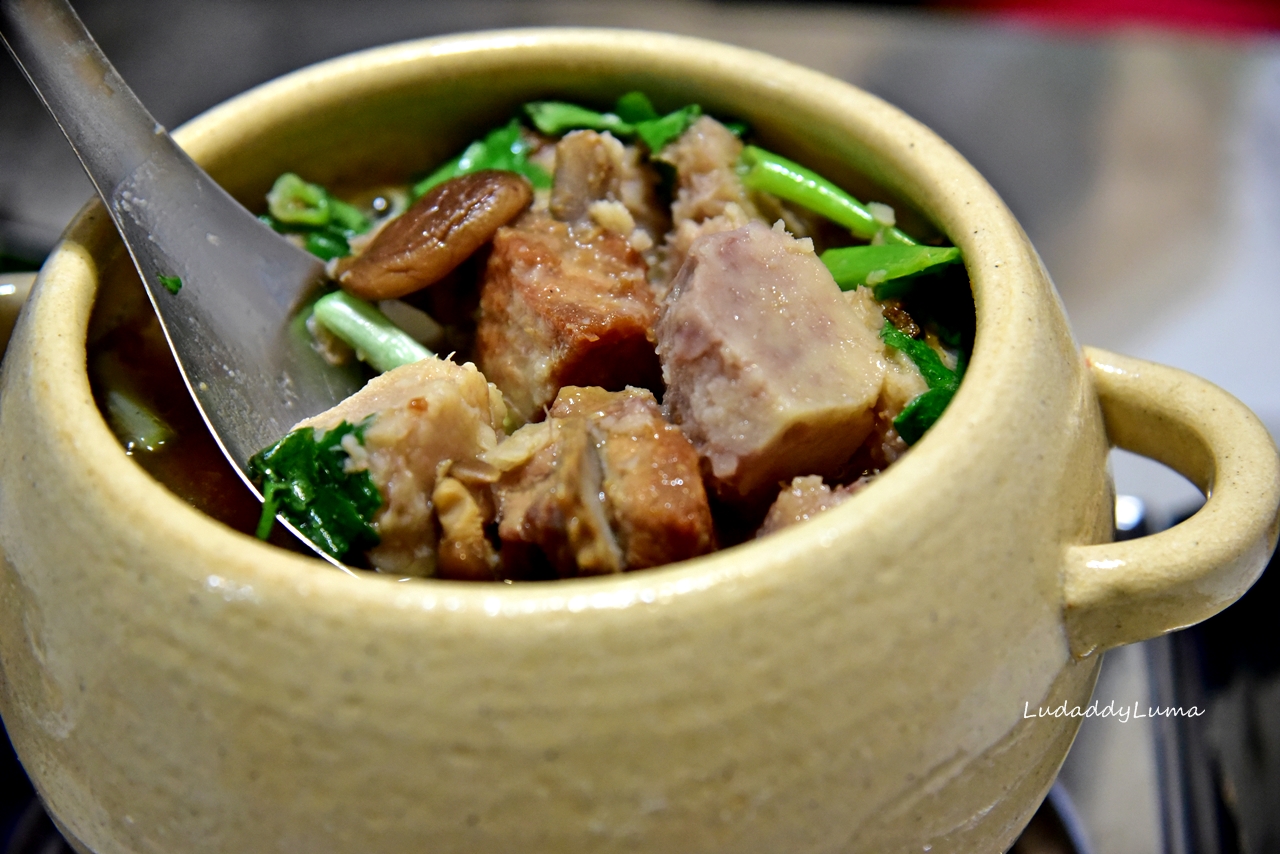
(524, 101, 633, 137)
(820, 245, 961, 296)
(157, 274, 182, 295)
(412, 119, 552, 199)
(880, 323, 964, 445)
(304, 230, 352, 262)
(248, 419, 382, 561)
(522, 92, 702, 153)
(634, 103, 701, 152)
(893, 386, 955, 446)
(613, 91, 660, 124)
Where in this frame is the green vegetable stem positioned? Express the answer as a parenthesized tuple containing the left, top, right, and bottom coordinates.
(739, 146, 916, 245)
(412, 119, 552, 199)
(312, 291, 433, 373)
(880, 323, 964, 445)
(104, 389, 175, 454)
(248, 419, 382, 560)
(820, 245, 961, 298)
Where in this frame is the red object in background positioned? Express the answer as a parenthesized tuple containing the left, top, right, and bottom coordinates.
(943, 0, 1280, 35)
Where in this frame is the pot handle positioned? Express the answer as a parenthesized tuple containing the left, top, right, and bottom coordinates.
(1063, 347, 1280, 658)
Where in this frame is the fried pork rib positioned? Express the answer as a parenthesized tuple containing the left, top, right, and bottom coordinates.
(296, 358, 506, 578)
(489, 386, 715, 578)
(475, 212, 662, 422)
(656, 221, 887, 506)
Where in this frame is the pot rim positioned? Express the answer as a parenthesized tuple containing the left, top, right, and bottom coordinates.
(30, 27, 1054, 613)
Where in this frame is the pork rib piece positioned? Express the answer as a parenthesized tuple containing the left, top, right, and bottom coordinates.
(489, 386, 714, 577)
(756, 474, 868, 538)
(476, 212, 662, 422)
(549, 129, 668, 244)
(656, 221, 886, 505)
(297, 357, 507, 578)
(653, 115, 762, 289)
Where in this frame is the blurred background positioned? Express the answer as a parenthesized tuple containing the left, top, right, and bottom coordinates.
(2, 1, 1279, 852)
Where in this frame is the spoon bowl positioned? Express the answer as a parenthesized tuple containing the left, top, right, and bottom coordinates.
(0, 0, 361, 554)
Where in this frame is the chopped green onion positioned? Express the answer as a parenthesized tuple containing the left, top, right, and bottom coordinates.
(739, 146, 916, 245)
(267, 173, 332, 227)
(248, 418, 382, 560)
(157, 274, 182, 295)
(412, 119, 551, 199)
(820, 245, 961, 295)
(312, 291, 433, 373)
(262, 174, 371, 260)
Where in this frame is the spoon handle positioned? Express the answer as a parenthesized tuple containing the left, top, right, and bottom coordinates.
(0, 0, 169, 199)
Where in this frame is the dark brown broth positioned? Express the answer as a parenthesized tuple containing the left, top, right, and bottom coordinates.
(87, 258, 304, 551)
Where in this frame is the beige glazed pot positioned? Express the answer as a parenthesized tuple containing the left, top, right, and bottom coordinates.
(0, 29, 1277, 854)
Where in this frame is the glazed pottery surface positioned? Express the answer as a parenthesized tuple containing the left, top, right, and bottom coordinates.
(0, 30, 1277, 854)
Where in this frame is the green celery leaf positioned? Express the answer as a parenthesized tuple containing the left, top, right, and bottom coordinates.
(157, 274, 182, 295)
(635, 104, 701, 152)
(412, 119, 551, 199)
(820, 245, 961, 294)
(881, 322, 965, 445)
(894, 386, 955, 446)
(248, 419, 382, 561)
(524, 101, 633, 137)
(880, 323, 957, 391)
(614, 91, 660, 124)
(304, 228, 351, 261)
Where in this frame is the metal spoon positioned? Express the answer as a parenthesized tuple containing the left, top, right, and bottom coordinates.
(1, 0, 363, 563)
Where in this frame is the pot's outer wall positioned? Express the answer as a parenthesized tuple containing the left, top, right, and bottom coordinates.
(0, 31, 1111, 854)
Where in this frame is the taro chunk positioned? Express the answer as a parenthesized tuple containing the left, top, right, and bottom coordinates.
(489, 386, 714, 578)
(296, 357, 506, 578)
(475, 212, 661, 422)
(656, 221, 885, 505)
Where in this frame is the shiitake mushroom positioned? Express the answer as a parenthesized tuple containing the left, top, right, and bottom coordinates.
(337, 170, 533, 300)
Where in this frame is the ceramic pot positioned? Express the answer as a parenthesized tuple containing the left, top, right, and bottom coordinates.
(0, 29, 1276, 854)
